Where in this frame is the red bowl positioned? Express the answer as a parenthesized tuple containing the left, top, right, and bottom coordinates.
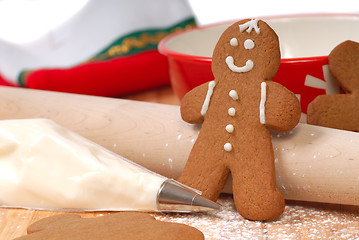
(159, 14, 359, 113)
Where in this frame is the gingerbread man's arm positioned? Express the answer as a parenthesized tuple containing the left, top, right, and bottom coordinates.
(180, 81, 214, 124)
(264, 81, 301, 132)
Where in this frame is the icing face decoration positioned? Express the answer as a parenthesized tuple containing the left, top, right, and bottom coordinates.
(239, 19, 260, 34)
(225, 19, 260, 73)
(244, 39, 255, 49)
(230, 38, 238, 46)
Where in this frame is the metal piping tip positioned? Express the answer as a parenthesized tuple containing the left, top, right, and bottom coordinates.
(157, 179, 222, 212)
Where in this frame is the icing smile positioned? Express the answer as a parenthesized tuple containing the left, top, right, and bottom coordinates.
(225, 56, 254, 73)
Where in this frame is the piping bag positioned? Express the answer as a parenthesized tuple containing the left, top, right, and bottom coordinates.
(0, 86, 358, 206)
(0, 118, 220, 212)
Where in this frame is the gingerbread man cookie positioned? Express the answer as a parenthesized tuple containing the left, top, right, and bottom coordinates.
(15, 212, 204, 240)
(307, 40, 359, 131)
(179, 19, 301, 221)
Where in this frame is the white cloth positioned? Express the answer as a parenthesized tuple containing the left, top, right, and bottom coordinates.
(0, 0, 194, 83)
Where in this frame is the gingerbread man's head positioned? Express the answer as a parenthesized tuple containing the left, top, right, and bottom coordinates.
(329, 40, 359, 94)
(212, 19, 280, 84)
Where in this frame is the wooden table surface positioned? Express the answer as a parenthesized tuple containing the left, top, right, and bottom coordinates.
(1, 86, 359, 240)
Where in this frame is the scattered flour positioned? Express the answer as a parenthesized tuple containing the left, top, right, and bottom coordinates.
(154, 195, 359, 239)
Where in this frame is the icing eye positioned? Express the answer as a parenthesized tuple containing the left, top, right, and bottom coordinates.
(244, 39, 254, 49)
(230, 38, 238, 46)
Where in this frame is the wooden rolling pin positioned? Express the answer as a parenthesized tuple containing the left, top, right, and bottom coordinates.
(0, 86, 358, 206)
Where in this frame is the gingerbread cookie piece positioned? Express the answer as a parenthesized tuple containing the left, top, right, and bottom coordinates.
(307, 40, 359, 131)
(179, 19, 301, 221)
(14, 212, 204, 240)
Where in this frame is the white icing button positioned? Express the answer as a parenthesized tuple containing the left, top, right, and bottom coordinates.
(224, 143, 232, 152)
(228, 107, 236, 116)
(229, 90, 238, 100)
(244, 39, 255, 49)
(230, 38, 238, 46)
(225, 124, 234, 133)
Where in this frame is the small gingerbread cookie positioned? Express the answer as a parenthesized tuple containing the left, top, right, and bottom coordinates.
(14, 212, 204, 240)
(307, 40, 359, 131)
(179, 19, 301, 221)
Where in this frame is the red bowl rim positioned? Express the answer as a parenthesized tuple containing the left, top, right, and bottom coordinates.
(159, 13, 359, 64)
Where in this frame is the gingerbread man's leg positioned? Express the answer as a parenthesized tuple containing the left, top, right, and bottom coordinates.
(178, 135, 230, 201)
(229, 132, 284, 221)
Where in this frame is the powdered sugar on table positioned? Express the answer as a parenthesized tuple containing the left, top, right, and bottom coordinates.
(154, 195, 359, 239)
